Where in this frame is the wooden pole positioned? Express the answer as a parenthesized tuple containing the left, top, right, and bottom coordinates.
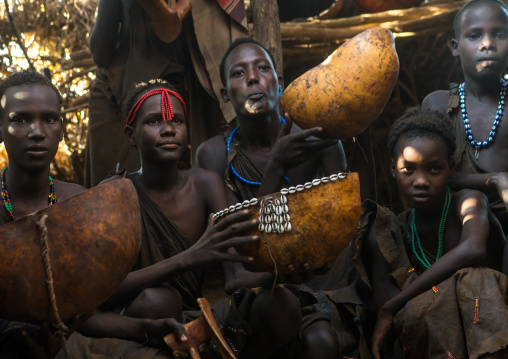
(251, 0, 284, 76)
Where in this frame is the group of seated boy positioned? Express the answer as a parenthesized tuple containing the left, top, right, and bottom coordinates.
(1, 0, 508, 358)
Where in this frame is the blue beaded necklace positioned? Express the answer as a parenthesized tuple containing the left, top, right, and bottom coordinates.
(227, 116, 289, 186)
(459, 79, 506, 159)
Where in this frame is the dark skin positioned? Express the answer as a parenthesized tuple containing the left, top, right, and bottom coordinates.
(89, 0, 125, 69)
(365, 136, 506, 359)
(196, 43, 349, 358)
(80, 90, 305, 359)
(0, 85, 84, 222)
(196, 42, 348, 200)
(0, 84, 86, 358)
(89, 0, 186, 67)
(422, 1, 508, 223)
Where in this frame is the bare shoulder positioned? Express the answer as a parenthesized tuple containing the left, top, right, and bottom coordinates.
(453, 188, 489, 213)
(186, 168, 224, 189)
(185, 168, 228, 211)
(195, 134, 227, 174)
(422, 90, 450, 113)
(54, 180, 86, 201)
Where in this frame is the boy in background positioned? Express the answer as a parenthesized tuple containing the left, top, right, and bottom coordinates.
(423, 0, 508, 234)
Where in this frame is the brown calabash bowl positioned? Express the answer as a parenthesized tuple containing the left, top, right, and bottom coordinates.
(280, 28, 399, 140)
(0, 179, 142, 324)
(356, 0, 424, 13)
(214, 173, 361, 275)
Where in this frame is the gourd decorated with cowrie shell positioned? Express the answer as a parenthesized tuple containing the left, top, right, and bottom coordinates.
(280, 28, 399, 140)
(0, 179, 142, 324)
(214, 172, 361, 274)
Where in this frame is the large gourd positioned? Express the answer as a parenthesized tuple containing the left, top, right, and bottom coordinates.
(356, 0, 424, 13)
(0, 179, 142, 324)
(280, 28, 399, 139)
(213, 172, 361, 275)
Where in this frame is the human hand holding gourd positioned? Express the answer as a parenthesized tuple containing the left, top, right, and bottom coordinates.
(184, 210, 258, 269)
(266, 113, 338, 174)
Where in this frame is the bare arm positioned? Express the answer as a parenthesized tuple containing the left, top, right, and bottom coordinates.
(89, 0, 122, 68)
(421, 90, 450, 113)
(79, 310, 186, 349)
(195, 136, 228, 177)
(372, 190, 490, 358)
(101, 209, 258, 308)
(449, 172, 508, 216)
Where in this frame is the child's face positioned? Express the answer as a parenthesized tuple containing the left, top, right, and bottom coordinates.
(125, 90, 188, 164)
(221, 43, 282, 118)
(391, 136, 454, 211)
(452, 1, 508, 79)
(0, 85, 62, 171)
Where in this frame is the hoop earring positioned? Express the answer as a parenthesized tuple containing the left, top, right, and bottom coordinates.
(279, 88, 283, 97)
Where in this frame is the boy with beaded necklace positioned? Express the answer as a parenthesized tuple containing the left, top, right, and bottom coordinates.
(76, 79, 318, 359)
(363, 107, 507, 359)
(423, 0, 508, 235)
(0, 70, 86, 357)
(195, 37, 350, 203)
(196, 37, 377, 358)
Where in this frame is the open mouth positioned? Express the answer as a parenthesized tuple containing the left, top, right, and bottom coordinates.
(476, 60, 497, 72)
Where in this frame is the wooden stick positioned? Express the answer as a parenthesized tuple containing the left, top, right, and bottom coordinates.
(280, 8, 458, 44)
(315, 0, 344, 20)
(281, 2, 465, 29)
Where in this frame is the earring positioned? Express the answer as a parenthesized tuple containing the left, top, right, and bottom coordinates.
(279, 88, 283, 97)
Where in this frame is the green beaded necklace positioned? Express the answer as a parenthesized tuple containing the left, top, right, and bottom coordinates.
(411, 186, 451, 269)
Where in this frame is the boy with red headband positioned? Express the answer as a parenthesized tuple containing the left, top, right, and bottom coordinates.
(76, 79, 309, 359)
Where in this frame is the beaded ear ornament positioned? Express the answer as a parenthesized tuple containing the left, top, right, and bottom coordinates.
(213, 171, 361, 278)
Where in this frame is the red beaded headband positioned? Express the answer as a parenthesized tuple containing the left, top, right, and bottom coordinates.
(126, 88, 187, 126)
